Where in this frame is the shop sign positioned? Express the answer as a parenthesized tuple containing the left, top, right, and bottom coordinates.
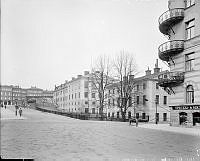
(171, 105, 200, 110)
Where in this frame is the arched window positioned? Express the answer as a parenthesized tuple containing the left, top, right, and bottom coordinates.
(186, 85, 194, 103)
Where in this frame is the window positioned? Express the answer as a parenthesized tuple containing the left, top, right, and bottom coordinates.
(113, 99, 115, 106)
(164, 96, 167, 105)
(143, 95, 147, 105)
(84, 92, 88, 98)
(128, 97, 132, 107)
(113, 89, 115, 94)
(186, 19, 195, 40)
(108, 99, 110, 106)
(79, 92, 80, 98)
(156, 83, 159, 89)
(85, 101, 88, 105)
(156, 113, 159, 122)
(156, 95, 159, 104)
(163, 113, 167, 121)
(92, 101, 95, 105)
(92, 108, 95, 114)
(85, 108, 89, 113)
(185, 53, 195, 71)
(142, 113, 146, 119)
(143, 83, 146, 90)
(112, 112, 114, 118)
(84, 81, 89, 88)
(137, 85, 139, 91)
(186, 85, 194, 103)
(128, 111, 131, 119)
(117, 112, 119, 118)
(185, 0, 195, 8)
(92, 93, 95, 98)
(137, 96, 139, 105)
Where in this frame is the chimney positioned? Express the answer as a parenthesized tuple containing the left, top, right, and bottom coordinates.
(154, 59, 160, 74)
(145, 67, 151, 76)
(84, 71, 89, 75)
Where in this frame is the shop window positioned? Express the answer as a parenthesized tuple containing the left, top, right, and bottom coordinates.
(142, 113, 146, 119)
(179, 112, 187, 125)
(186, 85, 194, 103)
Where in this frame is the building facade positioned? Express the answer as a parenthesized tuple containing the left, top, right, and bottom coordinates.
(0, 85, 53, 106)
(53, 71, 99, 114)
(158, 0, 200, 126)
(106, 60, 170, 123)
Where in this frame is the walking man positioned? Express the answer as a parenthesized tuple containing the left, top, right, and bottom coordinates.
(136, 118, 139, 127)
(19, 107, 22, 117)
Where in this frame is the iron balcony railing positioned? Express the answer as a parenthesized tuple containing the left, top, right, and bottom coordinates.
(159, 8, 184, 35)
(158, 40, 184, 61)
(158, 71, 184, 87)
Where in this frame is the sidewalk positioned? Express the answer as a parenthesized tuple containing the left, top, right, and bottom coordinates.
(1, 107, 26, 120)
(139, 123, 200, 137)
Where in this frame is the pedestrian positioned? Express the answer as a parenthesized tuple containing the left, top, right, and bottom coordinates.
(136, 118, 139, 127)
(19, 107, 22, 117)
(15, 105, 18, 116)
(5, 105, 6, 109)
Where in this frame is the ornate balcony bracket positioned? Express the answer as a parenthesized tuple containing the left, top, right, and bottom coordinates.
(158, 40, 184, 62)
(159, 8, 184, 35)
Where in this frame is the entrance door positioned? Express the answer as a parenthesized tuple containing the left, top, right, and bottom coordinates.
(179, 112, 187, 125)
(193, 112, 200, 126)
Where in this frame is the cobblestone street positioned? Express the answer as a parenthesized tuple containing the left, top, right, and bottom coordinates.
(1, 107, 200, 161)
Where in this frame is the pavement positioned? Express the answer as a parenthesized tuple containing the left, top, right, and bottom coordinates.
(1, 106, 200, 160)
(1, 106, 200, 136)
(1, 106, 26, 120)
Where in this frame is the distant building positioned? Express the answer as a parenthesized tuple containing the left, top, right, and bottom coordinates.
(53, 71, 99, 114)
(106, 60, 170, 123)
(158, 0, 200, 126)
(0, 85, 53, 106)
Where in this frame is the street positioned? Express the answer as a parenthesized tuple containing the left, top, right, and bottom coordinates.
(1, 107, 200, 161)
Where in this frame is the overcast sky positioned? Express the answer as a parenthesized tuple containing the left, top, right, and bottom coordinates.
(1, 0, 169, 90)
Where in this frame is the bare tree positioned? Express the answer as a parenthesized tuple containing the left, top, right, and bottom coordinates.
(112, 50, 138, 121)
(91, 55, 114, 119)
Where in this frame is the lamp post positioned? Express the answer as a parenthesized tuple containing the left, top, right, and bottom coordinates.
(155, 99, 158, 124)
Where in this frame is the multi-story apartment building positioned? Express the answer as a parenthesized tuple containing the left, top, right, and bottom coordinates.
(106, 60, 170, 123)
(158, 0, 200, 126)
(54, 71, 98, 114)
(0, 85, 53, 106)
(0, 85, 13, 105)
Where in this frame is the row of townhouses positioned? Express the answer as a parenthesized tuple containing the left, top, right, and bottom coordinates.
(157, 0, 200, 126)
(53, 60, 171, 123)
(0, 85, 53, 106)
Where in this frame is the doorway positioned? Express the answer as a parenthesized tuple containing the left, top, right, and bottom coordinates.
(179, 112, 187, 125)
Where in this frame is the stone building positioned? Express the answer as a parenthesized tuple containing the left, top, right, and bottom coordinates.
(106, 60, 170, 123)
(53, 71, 99, 114)
(158, 0, 200, 126)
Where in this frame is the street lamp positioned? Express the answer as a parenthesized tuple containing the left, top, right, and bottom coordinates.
(155, 99, 158, 124)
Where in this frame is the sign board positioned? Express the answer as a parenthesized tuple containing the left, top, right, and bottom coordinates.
(170, 105, 200, 110)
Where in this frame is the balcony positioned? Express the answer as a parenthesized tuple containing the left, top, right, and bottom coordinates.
(158, 40, 184, 61)
(158, 71, 184, 88)
(159, 8, 184, 35)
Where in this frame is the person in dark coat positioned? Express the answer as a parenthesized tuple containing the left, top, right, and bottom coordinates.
(19, 107, 22, 117)
(15, 105, 18, 116)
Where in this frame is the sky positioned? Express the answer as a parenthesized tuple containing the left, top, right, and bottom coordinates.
(1, 0, 169, 90)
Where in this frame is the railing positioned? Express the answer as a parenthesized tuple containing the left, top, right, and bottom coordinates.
(159, 8, 184, 25)
(158, 71, 184, 87)
(158, 40, 184, 53)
